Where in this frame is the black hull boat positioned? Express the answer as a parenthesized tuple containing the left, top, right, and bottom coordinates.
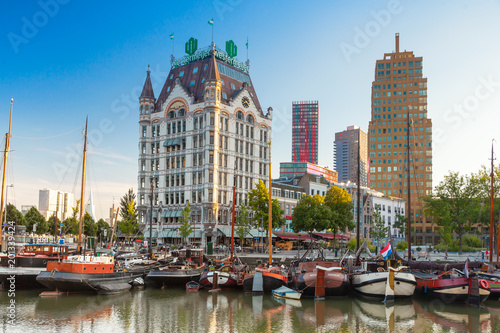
(242, 267, 289, 293)
(36, 269, 146, 294)
(147, 266, 205, 287)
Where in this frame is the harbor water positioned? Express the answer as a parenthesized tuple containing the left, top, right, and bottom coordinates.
(1, 288, 500, 333)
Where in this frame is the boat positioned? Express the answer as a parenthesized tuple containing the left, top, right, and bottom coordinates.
(242, 265, 290, 293)
(476, 271, 500, 299)
(351, 265, 416, 299)
(0, 243, 69, 289)
(147, 248, 206, 287)
(272, 285, 301, 300)
(293, 260, 349, 297)
(186, 281, 200, 292)
(36, 254, 148, 294)
(413, 269, 490, 303)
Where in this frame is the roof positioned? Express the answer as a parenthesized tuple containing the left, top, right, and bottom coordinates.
(155, 47, 262, 112)
(140, 66, 155, 99)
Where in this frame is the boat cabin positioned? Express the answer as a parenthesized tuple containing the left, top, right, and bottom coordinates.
(20, 244, 69, 258)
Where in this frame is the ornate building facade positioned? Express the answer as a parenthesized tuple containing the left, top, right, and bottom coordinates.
(137, 41, 272, 246)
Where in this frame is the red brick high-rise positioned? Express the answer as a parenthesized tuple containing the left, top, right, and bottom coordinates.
(292, 101, 318, 164)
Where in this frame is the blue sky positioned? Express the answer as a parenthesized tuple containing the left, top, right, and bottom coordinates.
(2, 0, 500, 219)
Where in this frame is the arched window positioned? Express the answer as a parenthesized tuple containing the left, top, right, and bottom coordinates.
(246, 115, 254, 124)
(168, 111, 175, 119)
(179, 109, 185, 117)
(236, 111, 244, 120)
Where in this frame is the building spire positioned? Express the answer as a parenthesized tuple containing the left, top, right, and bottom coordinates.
(206, 52, 220, 81)
(140, 65, 155, 99)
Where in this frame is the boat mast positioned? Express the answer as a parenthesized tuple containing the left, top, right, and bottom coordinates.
(356, 128, 361, 253)
(407, 107, 412, 261)
(490, 140, 494, 264)
(78, 117, 88, 251)
(0, 99, 13, 246)
(230, 164, 236, 263)
(268, 141, 273, 266)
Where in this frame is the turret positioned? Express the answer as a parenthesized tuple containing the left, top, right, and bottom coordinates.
(139, 65, 156, 115)
(203, 52, 222, 107)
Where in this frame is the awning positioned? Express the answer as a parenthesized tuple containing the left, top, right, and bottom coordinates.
(188, 230, 203, 238)
(313, 233, 350, 240)
(163, 139, 181, 147)
(152, 211, 158, 218)
(275, 234, 310, 241)
(143, 229, 158, 238)
(161, 210, 169, 218)
(218, 227, 275, 238)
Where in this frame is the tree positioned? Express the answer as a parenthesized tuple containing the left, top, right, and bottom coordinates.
(96, 219, 109, 240)
(393, 213, 407, 238)
(62, 217, 79, 235)
(47, 215, 61, 235)
(324, 186, 354, 238)
(423, 171, 482, 254)
(247, 179, 285, 232)
(236, 203, 251, 246)
(5, 204, 25, 226)
(370, 209, 388, 249)
(291, 194, 332, 241)
(24, 207, 47, 234)
(120, 188, 136, 221)
(178, 203, 192, 245)
(83, 212, 97, 236)
(118, 199, 138, 240)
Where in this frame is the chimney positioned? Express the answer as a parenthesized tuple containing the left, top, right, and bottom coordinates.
(395, 33, 400, 53)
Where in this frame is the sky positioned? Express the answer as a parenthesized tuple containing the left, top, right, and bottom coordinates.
(1, 0, 500, 220)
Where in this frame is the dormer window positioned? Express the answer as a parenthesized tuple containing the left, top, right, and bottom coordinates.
(190, 80, 195, 86)
(230, 83, 235, 90)
(167, 87, 171, 92)
(179, 71, 184, 77)
(169, 74, 173, 80)
(204, 64, 208, 70)
(222, 92, 227, 99)
(193, 67, 198, 74)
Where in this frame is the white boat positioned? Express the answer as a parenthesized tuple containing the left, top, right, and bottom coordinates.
(351, 269, 416, 298)
(272, 285, 302, 300)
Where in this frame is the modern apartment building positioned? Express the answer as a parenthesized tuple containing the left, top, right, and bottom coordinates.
(367, 33, 433, 244)
(334, 125, 368, 187)
(291, 101, 318, 164)
(38, 189, 74, 221)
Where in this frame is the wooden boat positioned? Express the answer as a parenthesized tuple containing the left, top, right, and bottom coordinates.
(293, 260, 349, 297)
(0, 243, 69, 289)
(36, 254, 148, 294)
(242, 265, 289, 293)
(147, 248, 205, 287)
(186, 281, 200, 292)
(272, 285, 301, 300)
(413, 270, 490, 303)
(476, 271, 500, 299)
(351, 265, 416, 299)
(198, 260, 247, 289)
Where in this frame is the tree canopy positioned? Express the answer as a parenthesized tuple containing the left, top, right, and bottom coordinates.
(370, 209, 388, 247)
(5, 204, 25, 226)
(324, 186, 354, 234)
(178, 202, 192, 245)
(247, 179, 285, 230)
(24, 207, 47, 234)
(291, 194, 332, 240)
(236, 203, 251, 246)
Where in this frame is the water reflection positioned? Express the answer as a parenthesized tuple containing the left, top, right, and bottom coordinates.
(2, 289, 500, 332)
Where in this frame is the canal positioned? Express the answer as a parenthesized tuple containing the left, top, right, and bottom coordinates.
(1, 289, 499, 333)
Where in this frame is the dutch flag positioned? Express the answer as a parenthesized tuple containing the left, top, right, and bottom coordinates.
(380, 242, 392, 261)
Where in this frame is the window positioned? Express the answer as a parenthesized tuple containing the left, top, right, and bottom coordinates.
(190, 80, 195, 86)
(236, 111, 243, 120)
(142, 126, 147, 137)
(230, 83, 235, 90)
(193, 67, 198, 74)
(179, 71, 184, 77)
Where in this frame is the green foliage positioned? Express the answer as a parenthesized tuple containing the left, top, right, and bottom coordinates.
(463, 234, 482, 248)
(393, 214, 407, 238)
(346, 238, 375, 252)
(118, 190, 138, 238)
(324, 186, 355, 233)
(5, 204, 25, 226)
(370, 209, 388, 243)
(24, 207, 47, 234)
(96, 219, 109, 238)
(62, 217, 79, 235)
(396, 241, 408, 251)
(83, 212, 97, 236)
(47, 215, 61, 235)
(178, 203, 192, 245)
(423, 171, 483, 254)
(291, 194, 332, 238)
(247, 179, 285, 230)
(236, 203, 251, 246)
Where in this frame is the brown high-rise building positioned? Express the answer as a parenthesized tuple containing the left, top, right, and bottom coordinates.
(334, 125, 368, 187)
(368, 34, 434, 245)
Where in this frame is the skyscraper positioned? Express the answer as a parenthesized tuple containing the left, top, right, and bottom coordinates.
(292, 101, 318, 164)
(137, 40, 272, 247)
(368, 34, 433, 244)
(334, 125, 368, 187)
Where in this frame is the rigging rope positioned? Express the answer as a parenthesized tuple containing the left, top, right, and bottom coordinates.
(13, 125, 83, 140)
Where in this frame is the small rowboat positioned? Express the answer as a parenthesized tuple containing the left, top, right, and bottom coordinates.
(272, 286, 302, 300)
(186, 281, 200, 292)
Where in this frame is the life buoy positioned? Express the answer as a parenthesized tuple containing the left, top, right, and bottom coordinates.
(480, 280, 489, 290)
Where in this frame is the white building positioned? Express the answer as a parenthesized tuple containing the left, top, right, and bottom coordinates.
(137, 41, 272, 246)
(38, 189, 74, 221)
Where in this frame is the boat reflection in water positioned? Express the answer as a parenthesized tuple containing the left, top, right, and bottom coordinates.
(3, 289, 500, 332)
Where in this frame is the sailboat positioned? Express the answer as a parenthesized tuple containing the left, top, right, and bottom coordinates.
(351, 108, 416, 299)
(36, 118, 151, 294)
(242, 146, 290, 293)
(199, 165, 247, 289)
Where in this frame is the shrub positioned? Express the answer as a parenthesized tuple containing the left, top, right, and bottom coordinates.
(396, 241, 408, 251)
(347, 238, 375, 252)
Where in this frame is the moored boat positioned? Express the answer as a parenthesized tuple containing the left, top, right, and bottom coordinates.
(242, 265, 289, 293)
(351, 267, 416, 299)
(293, 260, 349, 297)
(272, 285, 302, 300)
(147, 248, 205, 287)
(186, 281, 200, 292)
(413, 270, 490, 303)
(199, 260, 247, 289)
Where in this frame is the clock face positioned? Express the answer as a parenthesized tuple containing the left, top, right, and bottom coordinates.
(242, 96, 250, 108)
